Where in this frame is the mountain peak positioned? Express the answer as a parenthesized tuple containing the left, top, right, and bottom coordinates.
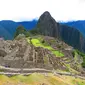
(39, 11, 52, 21)
(42, 11, 51, 16)
(36, 11, 60, 38)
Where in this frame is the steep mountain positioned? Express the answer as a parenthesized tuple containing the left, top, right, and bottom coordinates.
(0, 20, 37, 40)
(61, 20, 85, 37)
(31, 11, 85, 53)
(35, 11, 60, 38)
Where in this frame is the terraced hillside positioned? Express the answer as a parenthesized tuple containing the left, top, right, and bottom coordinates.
(0, 34, 85, 85)
(27, 36, 64, 57)
(0, 35, 84, 74)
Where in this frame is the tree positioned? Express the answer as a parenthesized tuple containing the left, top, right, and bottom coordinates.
(14, 25, 27, 38)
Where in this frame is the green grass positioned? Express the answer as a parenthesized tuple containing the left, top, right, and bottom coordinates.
(43, 56, 49, 64)
(74, 49, 85, 68)
(65, 64, 79, 74)
(10, 73, 85, 85)
(0, 73, 85, 85)
(52, 50, 64, 57)
(10, 73, 47, 84)
(27, 38, 64, 57)
(72, 78, 85, 85)
(65, 50, 81, 73)
(73, 50, 78, 62)
(72, 50, 85, 68)
(10, 74, 28, 82)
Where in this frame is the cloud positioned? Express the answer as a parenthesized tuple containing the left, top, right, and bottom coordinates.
(0, 0, 85, 21)
(78, 0, 85, 2)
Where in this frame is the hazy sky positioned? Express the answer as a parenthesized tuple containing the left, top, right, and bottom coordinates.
(0, 0, 85, 21)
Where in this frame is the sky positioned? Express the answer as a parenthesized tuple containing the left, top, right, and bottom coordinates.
(0, 0, 85, 22)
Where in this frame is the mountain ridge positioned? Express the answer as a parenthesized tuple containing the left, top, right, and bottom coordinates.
(61, 20, 85, 37)
(0, 20, 37, 39)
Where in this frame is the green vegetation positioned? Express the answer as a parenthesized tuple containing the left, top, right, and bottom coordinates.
(73, 49, 85, 68)
(43, 56, 49, 64)
(63, 75, 85, 85)
(52, 50, 64, 57)
(27, 38, 64, 57)
(29, 29, 39, 35)
(14, 25, 27, 38)
(72, 50, 78, 62)
(11, 74, 27, 82)
(0, 73, 85, 85)
(11, 73, 45, 83)
(65, 63, 79, 74)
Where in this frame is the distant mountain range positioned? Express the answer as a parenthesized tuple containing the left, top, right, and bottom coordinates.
(1, 18, 85, 40)
(61, 20, 85, 37)
(1, 19, 85, 40)
(0, 20, 37, 39)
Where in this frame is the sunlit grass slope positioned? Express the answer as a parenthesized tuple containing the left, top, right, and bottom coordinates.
(0, 73, 85, 85)
(27, 37, 64, 57)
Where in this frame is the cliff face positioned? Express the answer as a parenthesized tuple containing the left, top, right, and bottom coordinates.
(36, 11, 61, 39)
(35, 11, 85, 52)
(60, 24, 85, 52)
(62, 20, 85, 37)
